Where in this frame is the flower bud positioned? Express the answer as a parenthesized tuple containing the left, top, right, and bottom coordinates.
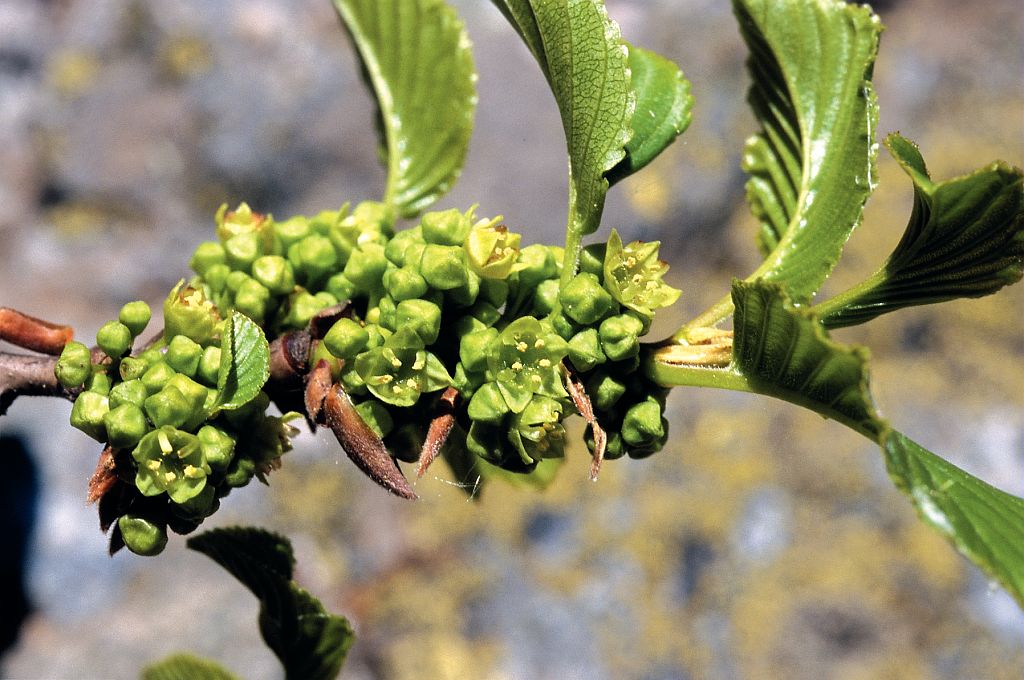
(224, 232, 261, 272)
(514, 244, 557, 291)
(325, 273, 357, 302)
(276, 215, 312, 250)
(550, 311, 579, 341)
(166, 334, 202, 376)
(395, 299, 442, 345)
(70, 391, 109, 441)
(460, 327, 499, 373)
(204, 264, 231, 295)
(446, 269, 481, 307)
(467, 382, 509, 425)
(118, 514, 168, 557)
(118, 357, 148, 382)
(222, 391, 270, 429)
(420, 244, 469, 290)
(559, 273, 616, 325)
(480, 278, 509, 308)
(144, 385, 193, 429)
(531, 279, 561, 316)
(466, 222, 521, 279)
(586, 371, 627, 412)
(384, 227, 424, 267)
(197, 346, 221, 386)
(621, 396, 665, 447)
(289, 234, 338, 287)
(599, 314, 644, 361)
(355, 399, 394, 438)
(189, 241, 226, 277)
(166, 374, 210, 429)
(55, 341, 92, 388)
(164, 281, 220, 345)
(579, 243, 607, 278)
(109, 379, 149, 409)
(342, 243, 388, 293)
(87, 368, 112, 395)
(233, 279, 271, 324)
(567, 328, 606, 372)
(141, 361, 177, 394)
(224, 455, 256, 488)
(172, 483, 217, 519)
(118, 301, 152, 338)
(324, 318, 370, 360)
(422, 207, 472, 246)
(384, 266, 429, 301)
(97, 321, 132, 359)
(251, 255, 296, 295)
(197, 424, 236, 472)
(104, 403, 150, 448)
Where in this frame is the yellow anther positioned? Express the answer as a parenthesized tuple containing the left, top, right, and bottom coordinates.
(625, 256, 637, 267)
(405, 378, 417, 388)
(534, 339, 545, 349)
(631, 274, 643, 285)
(539, 358, 551, 368)
(531, 374, 542, 384)
(183, 465, 203, 479)
(147, 460, 161, 471)
(164, 471, 177, 483)
(511, 361, 523, 371)
(391, 357, 403, 368)
(379, 374, 394, 383)
(412, 355, 426, 370)
(516, 341, 528, 352)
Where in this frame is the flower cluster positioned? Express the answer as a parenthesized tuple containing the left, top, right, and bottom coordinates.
(58, 201, 681, 554)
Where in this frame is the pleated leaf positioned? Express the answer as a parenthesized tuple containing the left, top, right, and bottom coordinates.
(731, 280, 1024, 606)
(606, 44, 693, 186)
(216, 312, 271, 411)
(188, 527, 355, 680)
(818, 134, 1024, 328)
(491, 0, 634, 271)
(141, 654, 241, 680)
(333, 0, 477, 217)
(736, 0, 881, 302)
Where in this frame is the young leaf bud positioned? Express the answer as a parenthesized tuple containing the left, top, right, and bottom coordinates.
(96, 321, 133, 359)
(55, 341, 92, 388)
(118, 514, 168, 557)
(559, 273, 616, 325)
(103, 403, 150, 448)
(118, 301, 152, 338)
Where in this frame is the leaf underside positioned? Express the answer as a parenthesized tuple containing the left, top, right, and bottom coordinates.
(334, 0, 477, 217)
(606, 43, 693, 186)
(188, 527, 355, 680)
(217, 312, 271, 410)
(737, 0, 881, 302)
(491, 0, 634, 272)
(818, 133, 1024, 328)
(730, 280, 1024, 606)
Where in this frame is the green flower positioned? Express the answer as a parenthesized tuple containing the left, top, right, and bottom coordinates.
(354, 328, 452, 407)
(215, 202, 275, 254)
(510, 395, 567, 462)
(465, 219, 521, 279)
(486, 317, 568, 413)
(164, 281, 220, 345)
(132, 426, 211, 504)
(603, 229, 681, 316)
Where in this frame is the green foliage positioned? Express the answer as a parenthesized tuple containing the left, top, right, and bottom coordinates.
(736, 0, 881, 302)
(187, 527, 355, 680)
(333, 0, 477, 217)
(817, 134, 1024, 327)
(141, 654, 241, 680)
(216, 312, 271, 410)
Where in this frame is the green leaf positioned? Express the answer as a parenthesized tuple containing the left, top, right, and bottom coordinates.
(606, 44, 692, 186)
(216, 312, 270, 411)
(333, 0, 477, 217)
(883, 430, 1024, 605)
(188, 527, 355, 680)
(727, 280, 1024, 606)
(736, 0, 882, 302)
(141, 654, 241, 680)
(491, 0, 634, 280)
(816, 134, 1024, 328)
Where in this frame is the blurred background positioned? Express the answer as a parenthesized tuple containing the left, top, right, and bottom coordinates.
(1, 0, 1022, 678)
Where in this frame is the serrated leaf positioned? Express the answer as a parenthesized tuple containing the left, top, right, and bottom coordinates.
(736, 0, 881, 302)
(141, 654, 241, 680)
(606, 44, 692, 186)
(728, 280, 1024, 606)
(817, 134, 1024, 328)
(334, 0, 477, 217)
(216, 312, 270, 411)
(188, 527, 355, 680)
(491, 0, 634, 276)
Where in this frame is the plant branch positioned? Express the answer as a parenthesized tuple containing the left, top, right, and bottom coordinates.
(0, 351, 71, 415)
